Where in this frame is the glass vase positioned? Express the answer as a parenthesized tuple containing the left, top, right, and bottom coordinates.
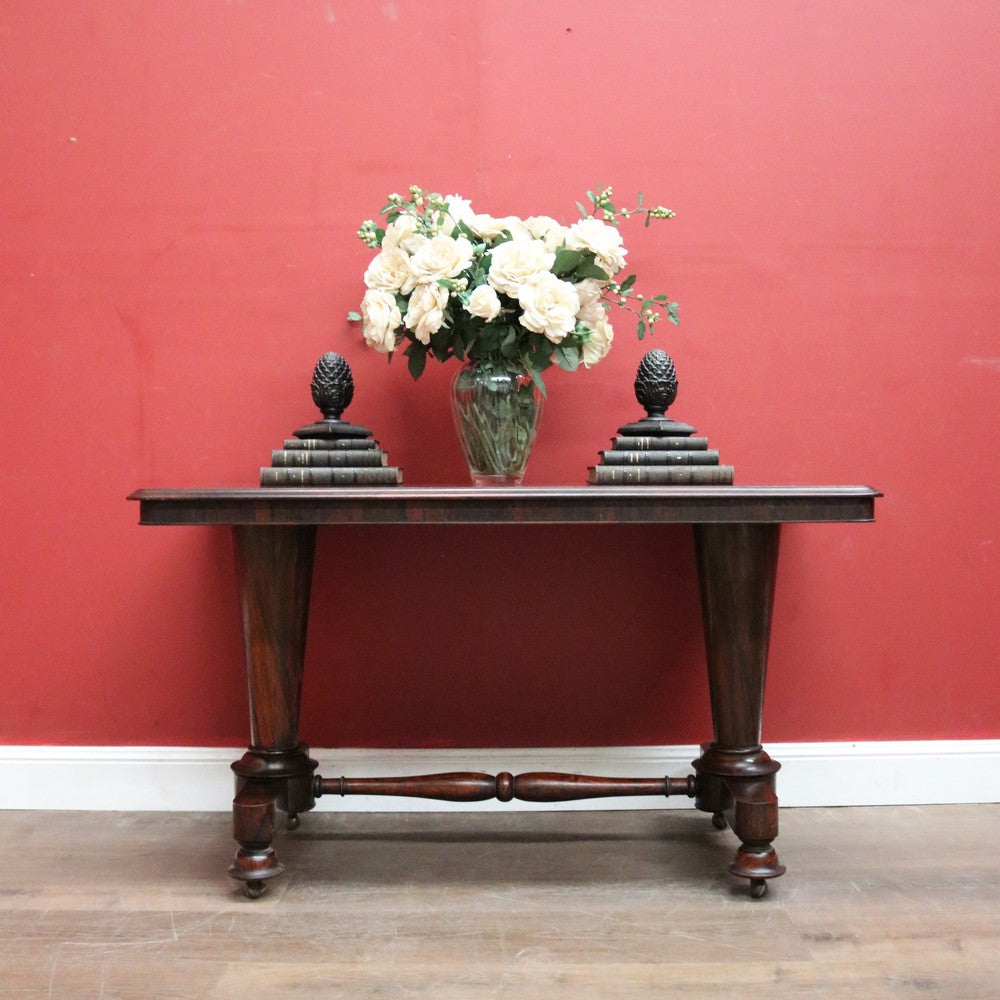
(450, 362, 543, 486)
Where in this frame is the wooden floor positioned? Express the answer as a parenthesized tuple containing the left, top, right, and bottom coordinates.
(0, 805, 997, 998)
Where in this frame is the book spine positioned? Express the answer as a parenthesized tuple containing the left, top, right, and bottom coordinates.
(282, 439, 378, 450)
(587, 465, 735, 485)
(612, 436, 710, 450)
(261, 467, 402, 486)
(600, 450, 720, 466)
(270, 450, 387, 468)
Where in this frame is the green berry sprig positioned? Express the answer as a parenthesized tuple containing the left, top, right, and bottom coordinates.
(579, 186, 679, 339)
(578, 185, 676, 228)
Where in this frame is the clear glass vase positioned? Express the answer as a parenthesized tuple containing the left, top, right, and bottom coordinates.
(450, 362, 543, 486)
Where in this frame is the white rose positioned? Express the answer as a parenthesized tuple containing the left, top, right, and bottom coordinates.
(468, 214, 530, 241)
(404, 281, 450, 344)
(576, 285, 614, 364)
(498, 215, 532, 240)
(581, 313, 614, 366)
(408, 233, 474, 284)
(566, 217, 627, 278)
(487, 238, 556, 297)
(360, 288, 402, 353)
(443, 194, 476, 232)
(382, 213, 426, 255)
(465, 283, 502, 321)
(525, 215, 569, 251)
(517, 272, 581, 344)
(363, 245, 412, 293)
(467, 214, 507, 239)
(574, 278, 605, 312)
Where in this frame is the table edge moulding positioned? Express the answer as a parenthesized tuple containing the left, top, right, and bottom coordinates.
(127, 485, 881, 900)
(130, 485, 878, 525)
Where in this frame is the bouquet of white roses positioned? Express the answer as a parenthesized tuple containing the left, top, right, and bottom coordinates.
(349, 185, 678, 394)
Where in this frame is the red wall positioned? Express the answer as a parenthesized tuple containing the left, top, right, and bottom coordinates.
(2, 2, 998, 748)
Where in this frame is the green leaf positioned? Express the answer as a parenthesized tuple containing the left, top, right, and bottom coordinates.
(429, 328, 453, 357)
(405, 343, 427, 379)
(496, 327, 517, 360)
(527, 333, 555, 368)
(554, 343, 580, 372)
(637, 191, 644, 207)
(462, 325, 478, 355)
(477, 323, 503, 355)
(618, 274, 637, 293)
(346, 311, 362, 322)
(523, 360, 548, 398)
(586, 190, 596, 205)
(637, 317, 647, 341)
(454, 219, 477, 241)
(552, 248, 584, 276)
(644, 214, 651, 228)
(574, 259, 611, 281)
(451, 324, 466, 361)
(667, 302, 680, 325)
(575, 201, 589, 218)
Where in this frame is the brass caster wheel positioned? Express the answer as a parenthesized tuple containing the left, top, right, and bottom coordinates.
(750, 878, 768, 899)
(711, 811, 728, 830)
(243, 879, 266, 900)
(286, 812, 300, 831)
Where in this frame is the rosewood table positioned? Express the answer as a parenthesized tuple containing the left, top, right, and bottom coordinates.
(128, 485, 879, 899)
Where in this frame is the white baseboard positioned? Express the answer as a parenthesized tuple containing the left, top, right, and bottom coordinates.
(2, 742, 997, 812)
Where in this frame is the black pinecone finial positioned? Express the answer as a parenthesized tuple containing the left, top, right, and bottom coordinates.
(634, 349, 678, 418)
(311, 352, 355, 420)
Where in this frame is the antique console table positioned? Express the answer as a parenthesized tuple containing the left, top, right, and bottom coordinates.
(128, 485, 879, 899)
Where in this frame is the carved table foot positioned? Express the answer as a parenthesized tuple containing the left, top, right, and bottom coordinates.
(726, 777, 786, 898)
(229, 783, 284, 897)
(228, 746, 318, 898)
(693, 744, 785, 898)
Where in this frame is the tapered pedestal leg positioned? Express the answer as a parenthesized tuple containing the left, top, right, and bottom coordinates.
(229, 524, 318, 897)
(692, 522, 785, 898)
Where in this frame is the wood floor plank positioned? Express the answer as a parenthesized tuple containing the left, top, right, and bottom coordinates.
(0, 806, 997, 998)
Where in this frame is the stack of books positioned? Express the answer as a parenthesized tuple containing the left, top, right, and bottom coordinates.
(261, 434, 402, 486)
(260, 351, 402, 486)
(587, 349, 734, 485)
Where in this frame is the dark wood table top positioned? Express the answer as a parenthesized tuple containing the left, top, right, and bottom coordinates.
(128, 486, 881, 526)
